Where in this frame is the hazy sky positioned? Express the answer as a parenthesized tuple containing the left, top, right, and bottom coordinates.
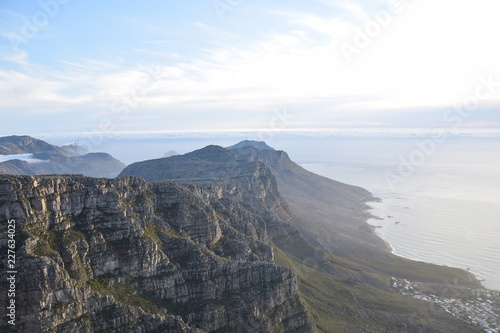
(1, 0, 500, 137)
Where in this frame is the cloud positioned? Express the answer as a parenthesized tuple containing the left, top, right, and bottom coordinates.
(0, 46, 28, 65)
(0, 70, 92, 111)
(32, 127, 500, 143)
(2, 0, 500, 133)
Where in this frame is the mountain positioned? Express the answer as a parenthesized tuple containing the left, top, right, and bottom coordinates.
(61, 142, 90, 156)
(0, 136, 126, 178)
(227, 140, 276, 151)
(120, 145, 258, 181)
(0, 135, 71, 156)
(227, 142, 378, 258)
(0, 141, 491, 332)
(0, 166, 311, 332)
(164, 150, 179, 158)
(119, 141, 486, 332)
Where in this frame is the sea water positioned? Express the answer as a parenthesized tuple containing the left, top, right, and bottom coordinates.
(299, 138, 500, 291)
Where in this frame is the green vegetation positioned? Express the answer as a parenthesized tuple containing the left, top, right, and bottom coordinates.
(32, 241, 59, 258)
(61, 228, 86, 246)
(27, 226, 86, 251)
(26, 226, 90, 283)
(274, 246, 481, 333)
(69, 312, 92, 326)
(88, 278, 165, 317)
(144, 222, 163, 245)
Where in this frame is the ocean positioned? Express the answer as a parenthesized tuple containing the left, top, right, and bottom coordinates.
(298, 137, 500, 291)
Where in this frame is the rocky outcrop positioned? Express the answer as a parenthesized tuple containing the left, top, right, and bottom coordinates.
(61, 143, 90, 156)
(119, 145, 299, 240)
(227, 143, 382, 258)
(120, 142, 376, 258)
(0, 173, 311, 332)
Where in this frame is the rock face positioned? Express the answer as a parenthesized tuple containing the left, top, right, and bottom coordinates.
(0, 171, 311, 332)
(226, 143, 379, 258)
(120, 142, 376, 258)
(0, 136, 126, 178)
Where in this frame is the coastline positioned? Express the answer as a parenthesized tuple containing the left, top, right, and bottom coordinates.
(364, 197, 493, 292)
(363, 198, 500, 332)
(363, 199, 395, 255)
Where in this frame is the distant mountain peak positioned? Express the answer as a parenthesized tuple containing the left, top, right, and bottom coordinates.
(227, 140, 275, 151)
(61, 142, 89, 156)
(184, 145, 236, 162)
(0, 135, 70, 156)
(164, 150, 179, 158)
(0, 135, 125, 178)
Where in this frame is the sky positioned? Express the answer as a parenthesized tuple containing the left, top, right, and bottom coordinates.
(1, 0, 500, 138)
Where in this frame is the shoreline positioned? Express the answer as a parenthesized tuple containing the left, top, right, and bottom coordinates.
(364, 197, 497, 292)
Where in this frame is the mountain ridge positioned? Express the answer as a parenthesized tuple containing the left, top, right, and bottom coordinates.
(118, 140, 486, 332)
(0, 140, 491, 332)
(0, 135, 126, 178)
(0, 135, 72, 156)
(0, 171, 312, 332)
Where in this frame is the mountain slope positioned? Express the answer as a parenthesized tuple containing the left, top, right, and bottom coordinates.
(118, 141, 485, 332)
(0, 135, 71, 156)
(227, 143, 481, 283)
(0, 174, 312, 333)
(0, 136, 126, 178)
(227, 143, 379, 258)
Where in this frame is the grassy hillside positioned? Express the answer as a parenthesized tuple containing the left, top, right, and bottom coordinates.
(273, 244, 481, 333)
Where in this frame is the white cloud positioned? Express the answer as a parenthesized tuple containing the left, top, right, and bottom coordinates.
(0, 70, 91, 111)
(0, 46, 28, 65)
(2, 0, 500, 130)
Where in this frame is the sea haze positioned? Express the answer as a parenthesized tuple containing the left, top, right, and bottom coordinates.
(0, 154, 44, 163)
(300, 137, 500, 291)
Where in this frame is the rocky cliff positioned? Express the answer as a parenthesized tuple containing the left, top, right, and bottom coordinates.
(118, 141, 487, 333)
(0, 170, 311, 332)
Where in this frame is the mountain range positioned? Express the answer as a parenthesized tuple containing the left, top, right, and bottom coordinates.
(0, 139, 494, 332)
(0, 136, 125, 178)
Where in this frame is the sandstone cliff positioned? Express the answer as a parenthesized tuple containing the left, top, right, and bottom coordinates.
(0, 172, 311, 332)
(118, 141, 487, 333)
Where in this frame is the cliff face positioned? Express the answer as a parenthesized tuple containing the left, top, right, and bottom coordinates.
(117, 142, 489, 333)
(0, 171, 311, 332)
(120, 143, 377, 259)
